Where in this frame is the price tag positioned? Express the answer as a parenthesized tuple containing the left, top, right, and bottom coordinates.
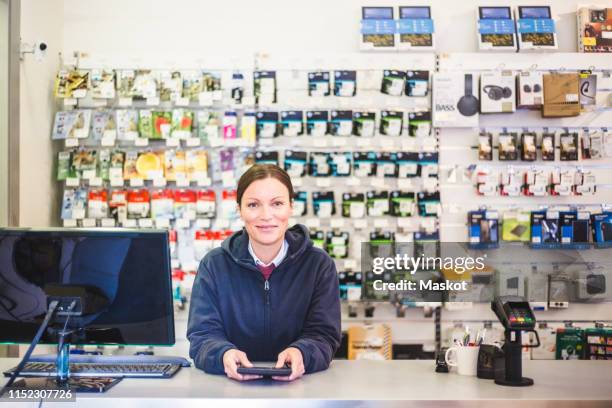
(134, 137, 149, 147)
(222, 171, 236, 187)
(176, 97, 190, 107)
(402, 138, 418, 151)
(305, 218, 320, 228)
(176, 218, 190, 229)
(146, 96, 160, 106)
(166, 137, 180, 147)
(184, 210, 196, 220)
(66, 177, 80, 187)
(63, 219, 78, 228)
(63, 98, 77, 106)
(243, 96, 256, 106)
(397, 218, 413, 228)
(357, 138, 372, 147)
(122, 219, 137, 228)
(354, 219, 368, 229)
(332, 137, 348, 147)
(316, 178, 331, 187)
(197, 177, 212, 187)
(213, 90, 223, 101)
(176, 178, 190, 187)
(397, 179, 414, 189)
(130, 178, 144, 187)
(139, 218, 153, 228)
(347, 177, 360, 186)
(118, 97, 132, 106)
(196, 219, 211, 229)
(186, 137, 201, 147)
(65, 138, 79, 147)
(331, 219, 345, 228)
(101, 135, 116, 146)
(89, 177, 102, 187)
(374, 218, 389, 228)
(153, 178, 167, 187)
(110, 177, 124, 187)
(344, 260, 357, 270)
(72, 209, 85, 220)
(292, 178, 303, 187)
(380, 138, 395, 148)
(215, 218, 230, 229)
(101, 218, 116, 227)
(156, 218, 170, 228)
(198, 92, 214, 106)
(82, 218, 96, 228)
(372, 178, 386, 188)
(313, 138, 328, 147)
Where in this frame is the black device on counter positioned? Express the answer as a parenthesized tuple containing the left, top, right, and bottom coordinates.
(237, 366, 292, 377)
(491, 296, 540, 386)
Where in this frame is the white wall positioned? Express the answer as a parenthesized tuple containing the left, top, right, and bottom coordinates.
(19, 0, 63, 227)
(61, 0, 584, 59)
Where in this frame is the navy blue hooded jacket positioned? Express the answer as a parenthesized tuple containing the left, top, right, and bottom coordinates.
(187, 224, 341, 375)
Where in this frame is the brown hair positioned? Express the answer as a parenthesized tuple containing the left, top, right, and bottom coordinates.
(236, 164, 294, 206)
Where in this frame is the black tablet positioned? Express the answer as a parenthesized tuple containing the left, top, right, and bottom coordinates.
(237, 366, 292, 377)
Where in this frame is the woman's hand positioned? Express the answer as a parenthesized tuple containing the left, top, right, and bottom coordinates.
(273, 347, 305, 381)
(222, 349, 262, 381)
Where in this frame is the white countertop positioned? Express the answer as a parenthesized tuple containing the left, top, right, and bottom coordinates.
(1, 359, 611, 407)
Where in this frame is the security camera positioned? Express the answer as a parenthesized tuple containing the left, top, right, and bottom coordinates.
(34, 42, 47, 62)
(20, 41, 48, 61)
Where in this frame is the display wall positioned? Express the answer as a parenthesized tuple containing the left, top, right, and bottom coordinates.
(16, 0, 612, 351)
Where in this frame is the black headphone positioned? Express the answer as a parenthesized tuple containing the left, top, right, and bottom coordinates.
(457, 74, 479, 117)
(523, 84, 541, 93)
(483, 85, 512, 101)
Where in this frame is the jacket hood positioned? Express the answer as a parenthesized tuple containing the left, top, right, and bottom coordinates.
(221, 224, 312, 270)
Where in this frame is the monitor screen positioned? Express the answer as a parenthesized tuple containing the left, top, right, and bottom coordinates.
(400, 7, 431, 19)
(0, 229, 174, 346)
(479, 7, 511, 20)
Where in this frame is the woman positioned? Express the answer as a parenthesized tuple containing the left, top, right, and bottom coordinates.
(187, 164, 341, 381)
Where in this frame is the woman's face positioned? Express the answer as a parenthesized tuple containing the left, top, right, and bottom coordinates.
(239, 177, 293, 247)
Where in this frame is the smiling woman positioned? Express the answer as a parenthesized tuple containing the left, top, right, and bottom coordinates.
(187, 164, 341, 383)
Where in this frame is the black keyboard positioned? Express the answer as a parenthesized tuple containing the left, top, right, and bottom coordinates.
(5, 362, 182, 378)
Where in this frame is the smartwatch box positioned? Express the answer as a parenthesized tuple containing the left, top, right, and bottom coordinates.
(433, 72, 479, 128)
(480, 71, 516, 113)
(361, 7, 396, 50)
(516, 6, 558, 51)
(477, 6, 517, 52)
(397, 6, 435, 50)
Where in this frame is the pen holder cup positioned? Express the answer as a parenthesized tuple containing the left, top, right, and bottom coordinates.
(445, 345, 480, 376)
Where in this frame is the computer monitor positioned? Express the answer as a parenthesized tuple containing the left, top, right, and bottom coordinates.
(0, 228, 175, 346)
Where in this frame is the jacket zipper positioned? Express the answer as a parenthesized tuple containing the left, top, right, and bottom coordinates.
(264, 279, 271, 340)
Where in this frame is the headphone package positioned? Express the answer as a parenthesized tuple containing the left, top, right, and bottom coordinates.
(477, 6, 517, 51)
(543, 73, 580, 117)
(516, 6, 557, 51)
(518, 71, 544, 108)
(498, 132, 519, 161)
(579, 70, 597, 107)
(479, 132, 493, 160)
(541, 132, 556, 160)
(433, 72, 479, 127)
(292, 191, 307, 217)
(521, 132, 537, 161)
(468, 210, 499, 248)
(480, 71, 516, 113)
(342, 193, 366, 218)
